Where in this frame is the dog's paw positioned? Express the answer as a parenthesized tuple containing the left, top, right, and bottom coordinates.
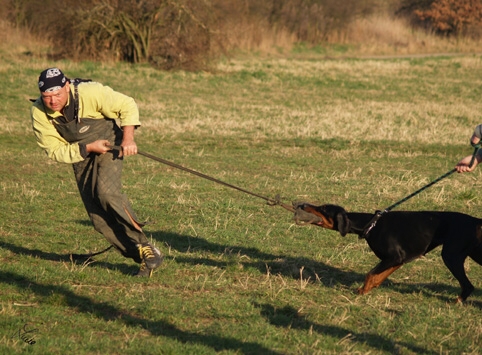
(356, 287, 366, 295)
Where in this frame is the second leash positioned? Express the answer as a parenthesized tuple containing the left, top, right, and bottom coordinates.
(363, 145, 480, 237)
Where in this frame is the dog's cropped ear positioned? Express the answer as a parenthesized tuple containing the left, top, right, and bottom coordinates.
(336, 211, 350, 237)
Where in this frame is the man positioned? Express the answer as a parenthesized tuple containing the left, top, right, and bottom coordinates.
(30, 67, 163, 277)
(456, 125, 482, 173)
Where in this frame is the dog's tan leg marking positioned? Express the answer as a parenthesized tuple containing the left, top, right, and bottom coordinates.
(357, 265, 401, 294)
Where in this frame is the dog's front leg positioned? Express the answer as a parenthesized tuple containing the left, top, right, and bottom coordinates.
(357, 265, 401, 294)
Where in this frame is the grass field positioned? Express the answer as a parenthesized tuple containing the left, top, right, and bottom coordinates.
(2, 51, 482, 354)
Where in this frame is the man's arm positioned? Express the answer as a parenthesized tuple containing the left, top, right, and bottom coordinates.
(120, 125, 138, 156)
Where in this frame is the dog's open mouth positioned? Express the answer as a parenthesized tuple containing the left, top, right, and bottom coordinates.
(293, 203, 324, 226)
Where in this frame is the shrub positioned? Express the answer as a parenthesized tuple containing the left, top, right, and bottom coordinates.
(59, 0, 223, 70)
(268, 0, 377, 43)
(398, 0, 482, 37)
(3, 0, 223, 70)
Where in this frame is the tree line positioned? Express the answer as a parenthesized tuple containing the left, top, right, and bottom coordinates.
(3, 0, 482, 70)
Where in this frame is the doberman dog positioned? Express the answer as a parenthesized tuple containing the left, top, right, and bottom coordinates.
(294, 203, 482, 302)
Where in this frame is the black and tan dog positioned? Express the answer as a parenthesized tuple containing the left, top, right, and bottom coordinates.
(294, 203, 482, 302)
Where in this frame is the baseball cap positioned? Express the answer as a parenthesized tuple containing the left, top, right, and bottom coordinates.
(38, 68, 68, 92)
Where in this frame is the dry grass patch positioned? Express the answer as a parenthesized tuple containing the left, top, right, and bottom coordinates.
(140, 99, 480, 144)
(137, 56, 482, 145)
(345, 14, 482, 56)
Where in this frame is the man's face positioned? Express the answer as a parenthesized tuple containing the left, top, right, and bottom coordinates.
(41, 82, 70, 112)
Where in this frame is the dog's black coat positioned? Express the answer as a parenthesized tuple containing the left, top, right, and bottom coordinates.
(296, 203, 482, 302)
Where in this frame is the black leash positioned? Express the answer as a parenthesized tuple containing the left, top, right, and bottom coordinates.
(70, 245, 114, 261)
(362, 145, 480, 237)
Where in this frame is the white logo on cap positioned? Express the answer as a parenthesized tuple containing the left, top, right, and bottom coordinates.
(44, 86, 62, 92)
(46, 68, 62, 78)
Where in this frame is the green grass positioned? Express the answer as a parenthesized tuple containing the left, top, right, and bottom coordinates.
(1, 54, 482, 354)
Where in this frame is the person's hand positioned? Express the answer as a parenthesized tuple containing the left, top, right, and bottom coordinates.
(471, 133, 481, 147)
(120, 125, 138, 157)
(86, 140, 112, 154)
(120, 139, 138, 157)
(456, 154, 480, 173)
(473, 124, 482, 142)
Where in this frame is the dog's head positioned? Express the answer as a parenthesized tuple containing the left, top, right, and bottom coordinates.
(293, 203, 350, 236)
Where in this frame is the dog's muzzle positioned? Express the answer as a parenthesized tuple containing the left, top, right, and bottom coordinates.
(293, 203, 324, 225)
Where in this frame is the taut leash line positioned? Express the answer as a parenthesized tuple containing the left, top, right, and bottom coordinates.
(384, 168, 457, 212)
(111, 146, 295, 212)
(70, 145, 294, 261)
(385, 144, 480, 212)
(71, 146, 295, 261)
(362, 145, 480, 237)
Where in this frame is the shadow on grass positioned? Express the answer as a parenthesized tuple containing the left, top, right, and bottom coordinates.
(0, 229, 365, 290)
(0, 240, 73, 263)
(0, 270, 283, 354)
(6, 231, 479, 307)
(254, 302, 438, 355)
(390, 282, 482, 309)
(154, 231, 365, 290)
(153, 232, 482, 305)
(0, 240, 137, 276)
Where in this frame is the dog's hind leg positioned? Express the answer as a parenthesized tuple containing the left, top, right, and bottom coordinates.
(357, 264, 402, 295)
(468, 244, 482, 266)
(441, 248, 474, 303)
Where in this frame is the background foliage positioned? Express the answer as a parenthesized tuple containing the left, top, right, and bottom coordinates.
(412, 0, 482, 36)
(3, 0, 482, 70)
